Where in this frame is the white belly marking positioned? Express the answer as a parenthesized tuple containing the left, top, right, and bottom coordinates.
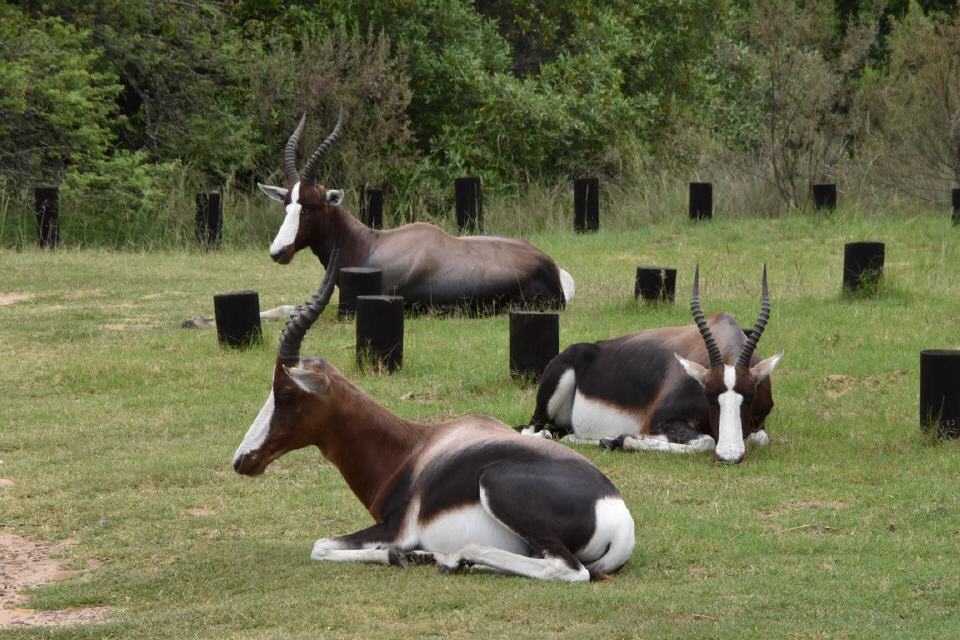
(571, 391, 642, 439)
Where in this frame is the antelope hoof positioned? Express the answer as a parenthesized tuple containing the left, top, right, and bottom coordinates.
(600, 435, 627, 451)
(437, 556, 470, 575)
(388, 548, 409, 569)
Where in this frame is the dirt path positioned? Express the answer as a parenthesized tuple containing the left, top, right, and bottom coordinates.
(0, 533, 113, 628)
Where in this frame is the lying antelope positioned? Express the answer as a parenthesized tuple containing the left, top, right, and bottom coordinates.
(232, 249, 634, 581)
(522, 267, 782, 464)
(257, 111, 574, 312)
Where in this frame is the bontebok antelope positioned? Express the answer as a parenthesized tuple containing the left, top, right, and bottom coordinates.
(232, 249, 634, 581)
(257, 111, 574, 312)
(522, 266, 782, 464)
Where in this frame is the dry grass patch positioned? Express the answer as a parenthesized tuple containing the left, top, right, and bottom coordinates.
(0, 533, 113, 629)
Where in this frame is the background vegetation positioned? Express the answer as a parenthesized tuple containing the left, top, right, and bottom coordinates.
(2, 214, 959, 637)
(2, 0, 960, 248)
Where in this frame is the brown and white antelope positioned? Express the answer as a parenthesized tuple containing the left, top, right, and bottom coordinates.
(231, 249, 634, 581)
(522, 266, 782, 464)
(258, 112, 575, 312)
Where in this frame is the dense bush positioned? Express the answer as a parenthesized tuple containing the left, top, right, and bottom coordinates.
(1, 0, 958, 247)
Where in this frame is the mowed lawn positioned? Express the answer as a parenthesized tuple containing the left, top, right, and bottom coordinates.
(1, 212, 959, 639)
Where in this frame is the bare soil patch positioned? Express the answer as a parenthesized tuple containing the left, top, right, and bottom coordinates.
(0, 479, 14, 488)
(0, 533, 112, 628)
(0, 293, 33, 306)
(824, 371, 908, 399)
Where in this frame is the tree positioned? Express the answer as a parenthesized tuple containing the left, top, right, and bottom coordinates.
(0, 3, 121, 182)
(740, 0, 877, 208)
(867, 1, 960, 191)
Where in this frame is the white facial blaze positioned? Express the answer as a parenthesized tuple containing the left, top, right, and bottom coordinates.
(270, 182, 301, 256)
(232, 390, 275, 466)
(715, 365, 746, 462)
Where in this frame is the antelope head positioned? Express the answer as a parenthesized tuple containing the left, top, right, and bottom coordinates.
(232, 249, 343, 476)
(258, 110, 345, 264)
(674, 266, 783, 464)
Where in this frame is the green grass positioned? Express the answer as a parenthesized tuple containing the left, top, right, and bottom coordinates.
(2, 211, 959, 639)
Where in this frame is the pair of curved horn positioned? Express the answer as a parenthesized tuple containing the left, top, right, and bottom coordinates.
(690, 265, 770, 369)
(281, 107, 345, 188)
(277, 247, 340, 363)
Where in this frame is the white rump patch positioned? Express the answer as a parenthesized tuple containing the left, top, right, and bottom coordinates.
(270, 182, 301, 256)
(559, 268, 576, 304)
(546, 369, 576, 427)
(571, 391, 642, 440)
(578, 497, 635, 574)
(715, 365, 746, 463)
(232, 390, 274, 465)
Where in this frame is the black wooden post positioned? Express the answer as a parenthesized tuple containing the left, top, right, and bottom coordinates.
(920, 349, 960, 438)
(195, 192, 223, 249)
(843, 241, 885, 292)
(356, 295, 404, 372)
(34, 186, 60, 248)
(455, 176, 483, 234)
(509, 310, 559, 380)
(573, 177, 600, 233)
(361, 187, 384, 229)
(689, 182, 713, 221)
(338, 267, 383, 319)
(951, 187, 960, 226)
(812, 183, 837, 210)
(213, 290, 262, 348)
(635, 266, 677, 303)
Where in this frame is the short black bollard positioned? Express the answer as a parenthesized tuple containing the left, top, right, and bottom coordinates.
(455, 176, 483, 234)
(34, 186, 60, 248)
(689, 182, 713, 221)
(843, 241, 885, 293)
(920, 349, 960, 438)
(213, 290, 262, 348)
(509, 310, 559, 380)
(635, 266, 677, 303)
(356, 295, 404, 372)
(573, 177, 600, 233)
(196, 192, 223, 249)
(951, 188, 960, 226)
(361, 187, 384, 229)
(812, 183, 837, 211)
(338, 268, 383, 319)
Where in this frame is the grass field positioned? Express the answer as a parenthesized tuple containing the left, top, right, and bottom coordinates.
(2, 211, 959, 638)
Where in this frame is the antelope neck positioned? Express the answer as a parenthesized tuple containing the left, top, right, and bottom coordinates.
(311, 206, 375, 269)
(312, 383, 428, 516)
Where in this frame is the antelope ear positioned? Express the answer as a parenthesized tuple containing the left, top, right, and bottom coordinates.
(258, 183, 289, 202)
(750, 350, 783, 382)
(675, 353, 709, 386)
(325, 189, 344, 206)
(282, 365, 330, 395)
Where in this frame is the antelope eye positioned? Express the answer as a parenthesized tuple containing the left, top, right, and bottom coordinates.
(276, 388, 296, 404)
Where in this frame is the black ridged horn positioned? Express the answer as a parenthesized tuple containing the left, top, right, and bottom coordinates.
(690, 264, 725, 368)
(301, 107, 344, 187)
(737, 265, 771, 368)
(277, 247, 340, 363)
(283, 113, 307, 186)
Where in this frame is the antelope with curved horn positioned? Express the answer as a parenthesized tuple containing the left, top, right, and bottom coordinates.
(521, 266, 782, 464)
(232, 248, 634, 581)
(258, 111, 575, 312)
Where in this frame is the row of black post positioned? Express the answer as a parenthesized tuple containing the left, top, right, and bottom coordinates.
(34, 182, 960, 248)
